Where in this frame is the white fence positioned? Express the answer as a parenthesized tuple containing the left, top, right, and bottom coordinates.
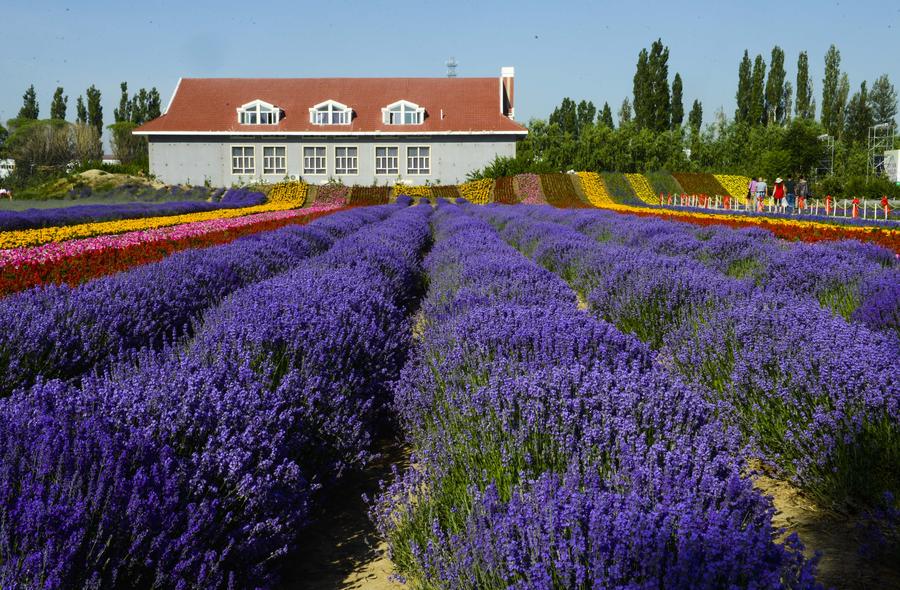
(659, 193, 897, 222)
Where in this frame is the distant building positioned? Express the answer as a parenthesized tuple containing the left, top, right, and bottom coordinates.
(134, 68, 525, 186)
(0, 159, 14, 180)
(102, 155, 121, 166)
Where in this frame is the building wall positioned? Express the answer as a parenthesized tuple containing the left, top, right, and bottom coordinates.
(147, 135, 518, 186)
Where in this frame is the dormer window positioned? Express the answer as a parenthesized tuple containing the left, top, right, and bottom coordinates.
(382, 100, 424, 125)
(309, 100, 352, 125)
(237, 100, 281, 125)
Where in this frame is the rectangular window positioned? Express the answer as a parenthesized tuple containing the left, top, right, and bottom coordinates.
(335, 146, 358, 175)
(303, 146, 327, 175)
(407, 146, 430, 175)
(231, 146, 255, 174)
(263, 146, 286, 175)
(375, 146, 399, 175)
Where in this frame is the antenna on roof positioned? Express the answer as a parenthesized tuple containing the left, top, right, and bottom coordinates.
(446, 57, 458, 78)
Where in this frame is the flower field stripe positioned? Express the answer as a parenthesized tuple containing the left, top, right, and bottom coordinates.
(714, 174, 752, 203)
(0, 206, 345, 297)
(624, 173, 658, 204)
(470, 204, 899, 512)
(0, 196, 303, 250)
(0, 205, 395, 397)
(0, 203, 434, 587)
(375, 201, 818, 588)
(0, 188, 266, 232)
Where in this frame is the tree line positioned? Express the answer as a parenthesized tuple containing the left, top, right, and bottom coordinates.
(0, 82, 162, 186)
(475, 40, 898, 197)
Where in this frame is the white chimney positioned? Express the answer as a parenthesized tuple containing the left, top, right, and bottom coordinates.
(500, 66, 515, 119)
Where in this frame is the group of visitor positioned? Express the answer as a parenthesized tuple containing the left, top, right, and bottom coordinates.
(747, 176, 809, 212)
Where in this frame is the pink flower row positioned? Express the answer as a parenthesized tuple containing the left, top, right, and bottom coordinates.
(516, 174, 547, 205)
(0, 205, 339, 269)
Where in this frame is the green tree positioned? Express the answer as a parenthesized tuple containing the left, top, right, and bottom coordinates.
(671, 73, 684, 128)
(147, 88, 162, 120)
(18, 85, 39, 120)
(618, 98, 632, 126)
(50, 87, 68, 120)
(0, 122, 8, 157)
(599, 102, 614, 129)
(735, 50, 752, 124)
(781, 118, 825, 175)
(765, 46, 786, 125)
(575, 100, 596, 136)
(835, 73, 850, 139)
(782, 81, 793, 125)
(108, 121, 148, 165)
(688, 99, 703, 132)
(869, 74, 897, 127)
(114, 82, 131, 123)
(821, 44, 843, 136)
(795, 51, 814, 119)
(633, 48, 651, 128)
(75, 96, 88, 124)
(647, 39, 671, 131)
(749, 54, 766, 126)
(549, 98, 577, 136)
(844, 81, 873, 143)
(86, 85, 103, 137)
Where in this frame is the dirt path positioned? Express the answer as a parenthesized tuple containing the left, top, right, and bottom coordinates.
(755, 469, 900, 590)
(280, 439, 409, 590)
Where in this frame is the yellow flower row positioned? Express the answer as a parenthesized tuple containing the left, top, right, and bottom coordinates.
(0, 201, 299, 250)
(576, 172, 616, 208)
(268, 181, 308, 204)
(714, 174, 751, 204)
(459, 179, 493, 204)
(392, 184, 432, 198)
(624, 174, 657, 205)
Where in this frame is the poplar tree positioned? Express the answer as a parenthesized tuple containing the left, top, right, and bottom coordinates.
(50, 87, 68, 120)
(765, 46, 786, 125)
(76, 96, 88, 124)
(633, 49, 650, 128)
(647, 39, 670, 131)
(869, 74, 897, 126)
(114, 82, 131, 123)
(575, 100, 596, 136)
(618, 98, 632, 126)
(821, 45, 843, 136)
(599, 102, 614, 128)
(795, 51, 814, 119)
(749, 54, 766, 126)
(735, 50, 752, 124)
(688, 99, 703, 132)
(147, 88, 162, 120)
(86, 85, 103, 137)
(844, 80, 873, 143)
(18, 85, 39, 119)
(671, 73, 684, 128)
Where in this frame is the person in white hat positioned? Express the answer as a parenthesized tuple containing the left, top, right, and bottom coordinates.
(773, 177, 785, 211)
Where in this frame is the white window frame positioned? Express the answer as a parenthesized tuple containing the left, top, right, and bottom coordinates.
(382, 100, 425, 125)
(374, 146, 399, 175)
(406, 145, 431, 175)
(303, 145, 328, 175)
(309, 99, 353, 125)
(236, 100, 280, 126)
(334, 145, 359, 176)
(231, 145, 255, 175)
(262, 145, 287, 175)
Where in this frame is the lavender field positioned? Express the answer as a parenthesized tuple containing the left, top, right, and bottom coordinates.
(0, 198, 898, 589)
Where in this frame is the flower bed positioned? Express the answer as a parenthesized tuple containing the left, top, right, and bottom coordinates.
(0, 206, 341, 297)
(267, 181, 309, 204)
(600, 172, 643, 205)
(645, 171, 684, 199)
(430, 185, 461, 199)
(625, 173, 657, 204)
(577, 171, 615, 207)
(715, 174, 752, 204)
(350, 185, 390, 205)
(672, 172, 728, 196)
(539, 173, 588, 208)
(458, 178, 493, 204)
(314, 183, 350, 206)
(392, 184, 432, 198)
(515, 173, 546, 204)
(494, 176, 518, 204)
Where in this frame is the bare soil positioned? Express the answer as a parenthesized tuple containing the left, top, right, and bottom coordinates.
(754, 468, 900, 590)
(280, 439, 409, 590)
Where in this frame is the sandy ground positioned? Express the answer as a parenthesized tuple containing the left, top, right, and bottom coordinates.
(755, 467, 900, 590)
(280, 440, 409, 590)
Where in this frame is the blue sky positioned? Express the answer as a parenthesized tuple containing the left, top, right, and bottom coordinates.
(2, 0, 898, 141)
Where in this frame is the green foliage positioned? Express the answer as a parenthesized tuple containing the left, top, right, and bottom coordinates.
(75, 96, 88, 124)
(844, 81, 874, 144)
(618, 98, 632, 126)
(599, 102, 614, 129)
(50, 87, 67, 121)
(735, 50, 752, 124)
(108, 121, 148, 166)
(0, 123, 7, 157)
(765, 46, 786, 125)
(600, 172, 640, 204)
(18, 85, 39, 120)
(671, 73, 684, 128)
(796, 51, 814, 119)
(870, 74, 897, 127)
(646, 170, 683, 195)
(821, 45, 845, 137)
(749, 54, 766, 126)
(688, 99, 703, 132)
(86, 85, 103, 137)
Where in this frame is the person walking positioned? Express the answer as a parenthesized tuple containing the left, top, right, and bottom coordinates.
(755, 177, 767, 212)
(748, 177, 757, 210)
(773, 177, 785, 211)
(785, 175, 796, 212)
(796, 176, 809, 210)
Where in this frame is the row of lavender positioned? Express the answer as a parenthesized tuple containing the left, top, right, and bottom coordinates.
(0, 200, 396, 397)
(468, 203, 899, 511)
(0, 199, 432, 588)
(374, 202, 820, 589)
(0, 188, 265, 231)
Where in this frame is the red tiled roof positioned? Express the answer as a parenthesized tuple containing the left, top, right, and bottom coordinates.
(135, 77, 527, 135)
